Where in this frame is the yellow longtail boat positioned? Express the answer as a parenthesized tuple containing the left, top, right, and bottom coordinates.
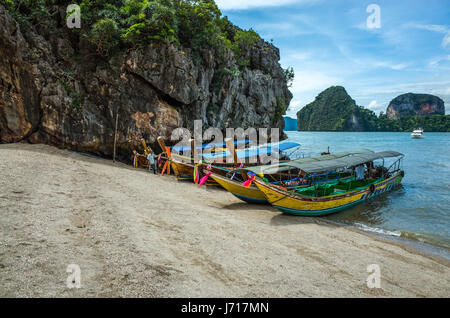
(253, 151, 404, 216)
(157, 136, 301, 185)
(209, 149, 376, 204)
(157, 137, 239, 184)
(209, 172, 268, 203)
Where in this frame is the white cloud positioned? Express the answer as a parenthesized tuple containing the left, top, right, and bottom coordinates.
(286, 99, 303, 117)
(428, 55, 450, 68)
(443, 34, 450, 48)
(406, 23, 450, 49)
(371, 61, 409, 71)
(333, 43, 411, 72)
(255, 22, 315, 38)
(408, 23, 448, 33)
(367, 100, 387, 113)
(216, 0, 316, 10)
(363, 80, 450, 96)
(368, 100, 378, 109)
(281, 49, 317, 63)
(341, 57, 411, 72)
(290, 71, 341, 94)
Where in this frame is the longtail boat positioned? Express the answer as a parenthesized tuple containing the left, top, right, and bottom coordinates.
(209, 149, 375, 204)
(157, 136, 301, 185)
(208, 172, 269, 203)
(253, 151, 404, 216)
(132, 138, 154, 168)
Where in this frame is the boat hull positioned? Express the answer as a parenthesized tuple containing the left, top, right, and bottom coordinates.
(209, 173, 268, 204)
(254, 172, 403, 216)
(170, 159, 233, 186)
(170, 159, 196, 181)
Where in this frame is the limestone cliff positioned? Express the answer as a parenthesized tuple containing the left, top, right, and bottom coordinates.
(0, 2, 291, 161)
(386, 93, 445, 120)
(296, 86, 378, 131)
(296, 86, 449, 132)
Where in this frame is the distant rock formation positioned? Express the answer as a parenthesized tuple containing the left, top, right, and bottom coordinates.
(283, 116, 298, 131)
(296, 86, 378, 131)
(386, 93, 444, 120)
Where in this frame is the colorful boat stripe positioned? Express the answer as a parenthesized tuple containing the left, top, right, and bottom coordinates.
(255, 172, 403, 216)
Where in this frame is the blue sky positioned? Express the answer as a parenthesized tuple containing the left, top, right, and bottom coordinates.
(216, 0, 450, 117)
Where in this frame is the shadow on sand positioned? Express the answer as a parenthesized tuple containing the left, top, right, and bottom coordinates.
(218, 199, 338, 229)
(269, 213, 338, 228)
(219, 201, 276, 212)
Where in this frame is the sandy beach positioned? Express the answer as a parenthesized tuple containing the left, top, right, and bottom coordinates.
(0, 143, 449, 297)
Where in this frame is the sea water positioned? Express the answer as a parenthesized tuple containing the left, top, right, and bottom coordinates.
(285, 131, 450, 257)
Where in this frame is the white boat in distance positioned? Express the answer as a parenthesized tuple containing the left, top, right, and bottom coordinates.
(411, 127, 424, 139)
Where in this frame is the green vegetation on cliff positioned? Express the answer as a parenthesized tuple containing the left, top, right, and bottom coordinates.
(1, 0, 285, 72)
(297, 86, 449, 132)
(1, 1, 229, 55)
(378, 113, 450, 132)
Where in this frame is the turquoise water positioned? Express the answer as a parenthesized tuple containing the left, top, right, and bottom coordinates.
(285, 131, 450, 250)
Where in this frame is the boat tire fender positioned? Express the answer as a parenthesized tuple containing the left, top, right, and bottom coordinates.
(369, 184, 375, 193)
(400, 171, 405, 178)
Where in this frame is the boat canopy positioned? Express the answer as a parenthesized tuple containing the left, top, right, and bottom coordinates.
(201, 141, 301, 161)
(250, 150, 403, 175)
(242, 149, 376, 175)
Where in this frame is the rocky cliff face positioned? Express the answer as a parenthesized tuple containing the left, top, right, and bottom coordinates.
(386, 93, 445, 120)
(0, 4, 291, 161)
(296, 86, 378, 131)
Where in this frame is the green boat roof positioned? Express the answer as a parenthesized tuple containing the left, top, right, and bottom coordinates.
(242, 149, 376, 175)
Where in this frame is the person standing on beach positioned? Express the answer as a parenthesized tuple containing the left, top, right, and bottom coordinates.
(147, 151, 157, 174)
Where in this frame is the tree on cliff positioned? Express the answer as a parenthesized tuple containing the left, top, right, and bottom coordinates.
(0, 0, 294, 159)
(1, 0, 284, 71)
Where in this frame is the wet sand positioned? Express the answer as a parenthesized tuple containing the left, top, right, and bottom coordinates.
(0, 143, 449, 297)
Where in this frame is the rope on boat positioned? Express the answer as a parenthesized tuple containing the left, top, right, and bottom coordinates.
(193, 161, 202, 184)
(231, 162, 244, 180)
(242, 174, 256, 188)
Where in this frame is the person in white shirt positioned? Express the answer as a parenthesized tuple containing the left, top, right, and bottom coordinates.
(355, 164, 366, 181)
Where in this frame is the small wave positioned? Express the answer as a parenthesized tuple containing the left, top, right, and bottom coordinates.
(353, 223, 450, 250)
(397, 230, 450, 249)
(354, 222, 401, 237)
